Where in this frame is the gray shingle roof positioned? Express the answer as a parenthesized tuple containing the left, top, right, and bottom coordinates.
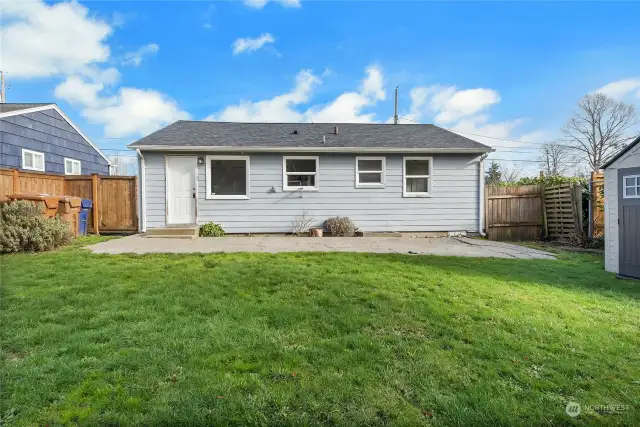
(129, 121, 492, 152)
(0, 103, 53, 113)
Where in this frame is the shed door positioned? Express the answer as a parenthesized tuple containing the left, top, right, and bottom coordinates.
(619, 167, 640, 278)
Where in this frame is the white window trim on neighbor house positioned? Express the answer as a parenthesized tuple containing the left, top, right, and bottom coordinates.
(21, 149, 45, 172)
(355, 156, 386, 188)
(205, 155, 251, 200)
(623, 174, 640, 199)
(64, 158, 82, 175)
(403, 156, 433, 197)
(283, 155, 319, 191)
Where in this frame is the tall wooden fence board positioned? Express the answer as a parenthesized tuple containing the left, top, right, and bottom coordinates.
(590, 172, 604, 238)
(544, 183, 583, 241)
(485, 185, 544, 241)
(1, 168, 138, 234)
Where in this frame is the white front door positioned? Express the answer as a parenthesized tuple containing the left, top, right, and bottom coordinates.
(166, 156, 196, 224)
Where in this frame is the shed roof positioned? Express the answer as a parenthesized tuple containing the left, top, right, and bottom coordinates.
(602, 135, 640, 169)
(129, 121, 493, 152)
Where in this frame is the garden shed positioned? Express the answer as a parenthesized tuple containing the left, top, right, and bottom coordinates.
(603, 135, 640, 279)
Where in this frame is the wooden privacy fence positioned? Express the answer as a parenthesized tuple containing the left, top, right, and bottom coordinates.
(0, 168, 138, 234)
(485, 183, 584, 241)
(590, 171, 605, 238)
(485, 185, 544, 241)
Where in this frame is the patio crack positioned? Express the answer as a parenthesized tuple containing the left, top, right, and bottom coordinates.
(453, 237, 518, 259)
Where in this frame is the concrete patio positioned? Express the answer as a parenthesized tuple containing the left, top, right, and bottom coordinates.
(87, 235, 555, 259)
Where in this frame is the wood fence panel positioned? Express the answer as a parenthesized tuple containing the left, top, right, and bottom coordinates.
(591, 172, 604, 238)
(65, 177, 94, 231)
(486, 185, 544, 241)
(0, 169, 14, 202)
(16, 171, 64, 196)
(544, 183, 583, 241)
(99, 176, 138, 232)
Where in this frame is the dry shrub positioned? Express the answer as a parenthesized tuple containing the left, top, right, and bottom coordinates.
(0, 201, 73, 253)
(324, 216, 357, 237)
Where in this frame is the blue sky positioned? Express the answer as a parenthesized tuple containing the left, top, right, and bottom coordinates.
(2, 0, 640, 173)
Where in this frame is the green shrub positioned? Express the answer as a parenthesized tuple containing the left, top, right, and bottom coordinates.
(0, 201, 74, 253)
(324, 216, 357, 237)
(199, 222, 225, 237)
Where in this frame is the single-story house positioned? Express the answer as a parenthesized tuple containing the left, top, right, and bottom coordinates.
(0, 103, 112, 175)
(602, 134, 640, 279)
(128, 121, 493, 234)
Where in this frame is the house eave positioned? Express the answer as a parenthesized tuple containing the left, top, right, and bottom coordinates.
(128, 145, 494, 154)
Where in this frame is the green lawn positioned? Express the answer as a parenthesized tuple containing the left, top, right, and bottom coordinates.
(1, 238, 639, 426)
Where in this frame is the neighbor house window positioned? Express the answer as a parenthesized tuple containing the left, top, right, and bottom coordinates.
(283, 156, 319, 191)
(355, 157, 386, 188)
(623, 175, 640, 199)
(21, 149, 45, 172)
(205, 155, 250, 200)
(403, 156, 433, 197)
(64, 158, 81, 175)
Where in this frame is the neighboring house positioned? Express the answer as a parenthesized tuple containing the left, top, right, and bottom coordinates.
(0, 103, 112, 175)
(602, 135, 640, 279)
(128, 121, 493, 234)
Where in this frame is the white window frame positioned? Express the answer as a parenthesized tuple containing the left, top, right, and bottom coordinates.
(205, 155, 251, 200)
(64, 158, 82, 175)
(283, 156, 319, 191)
(623, 174, 640, 199)
(403, 156, 433, 197)
(21, 149, 45, 172)
(355, 156, 386, 188)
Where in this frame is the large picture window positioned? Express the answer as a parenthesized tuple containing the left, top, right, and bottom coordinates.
(403, 157, 433, 197)
(283, 156, 319, 191)
(205, 155, 250, 200)
(22, 149, 45, 172)
(355, 157, 385, 188)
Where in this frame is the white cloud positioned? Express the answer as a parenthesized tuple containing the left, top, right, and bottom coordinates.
(122, 43, 159, 67)
(243, 0, 301, 9)
(595, 78, 640, 101)
(207, 70, 319, 122)
(232, 33, 275, 55)
(0, 1, 111, 78)
(207, 65, 386, 123)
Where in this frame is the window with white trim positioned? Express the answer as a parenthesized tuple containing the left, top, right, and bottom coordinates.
(403, 156, 433, 197)
(355, 157, 385, 188)
(64, 158, 81, 175)
(623, 174, 640, 199)
(21, 149, 45, 172)
(283, 156, 319, 191)
(205, 155, 250, 200)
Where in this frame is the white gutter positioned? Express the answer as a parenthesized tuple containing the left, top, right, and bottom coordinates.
(478, 153, 488, 236)
(137, 149, 146, 233)
(128, 145, 494, 154)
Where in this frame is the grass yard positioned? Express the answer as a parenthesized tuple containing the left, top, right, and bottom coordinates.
(1, 238, 639, 426)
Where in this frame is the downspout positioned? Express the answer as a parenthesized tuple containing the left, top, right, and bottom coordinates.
(137, 149, 147, 233)
(478, 153, 488, 237)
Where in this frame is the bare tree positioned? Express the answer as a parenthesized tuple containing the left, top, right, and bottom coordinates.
(562, 93, 636, 171)
(537, 142, 572, 176)
(501, 165, 521, 184)
(108, 155, 138, 175)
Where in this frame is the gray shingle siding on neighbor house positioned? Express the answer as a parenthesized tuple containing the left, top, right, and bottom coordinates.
(141, 151, 482, 233)
(0, 108, 110, 175)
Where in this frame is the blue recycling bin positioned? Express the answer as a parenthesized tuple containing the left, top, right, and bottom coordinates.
(78, 199, 93, 236)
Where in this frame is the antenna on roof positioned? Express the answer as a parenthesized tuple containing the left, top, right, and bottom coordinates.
(393, 86, 398, 125)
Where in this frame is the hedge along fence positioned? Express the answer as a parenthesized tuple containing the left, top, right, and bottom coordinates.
(485, 182, 584, 241)
(0, 168, 138, 234)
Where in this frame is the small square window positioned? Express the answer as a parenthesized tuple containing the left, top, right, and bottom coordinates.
(623, 174, 640, 199)
(64, 158, 81, 175)
(205, 156, 250, 200)
(283, 156, 319, 191)
(355, 157, 385, 188)
(403, 157, 433, 197)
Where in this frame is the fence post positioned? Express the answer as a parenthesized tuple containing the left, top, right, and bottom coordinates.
(92, 174, 100, 235)
(12, 169, 19, 194)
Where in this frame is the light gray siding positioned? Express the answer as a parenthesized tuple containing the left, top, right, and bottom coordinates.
(0, 109, 110, 175)
(142, 151, 481, 233)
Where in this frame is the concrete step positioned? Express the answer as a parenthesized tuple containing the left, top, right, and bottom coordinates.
(144, 226, 199, 238)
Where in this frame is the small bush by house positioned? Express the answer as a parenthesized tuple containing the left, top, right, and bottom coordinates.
(0, 201, 74, 253)
(199, 222, 225, 237)
(324, 216, 357, 237)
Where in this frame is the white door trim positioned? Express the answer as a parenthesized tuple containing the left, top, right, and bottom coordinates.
(165, 155, 198, 225)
